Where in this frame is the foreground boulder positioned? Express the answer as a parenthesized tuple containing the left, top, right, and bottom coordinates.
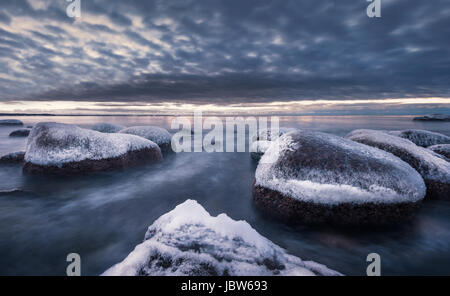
(388, 129, 450, 147)
(253, 127, 297, 142)
(413, 114, 450, 122)
(91, 123, 125, 133)
(120, 126, 172, 152)
(347, 129, 450, 200)
(0, 151, 25, 164)
(428, 144, 450, 160)
(253, 130, 426, 225)
(9, 129, 30, 137)
(250, 141, 272, 161)
(103, 200, 341, 276)
(0, 119, 23, 126)
(23, 122, 162, 175)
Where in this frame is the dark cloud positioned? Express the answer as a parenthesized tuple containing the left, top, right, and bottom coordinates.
(0, 0, 448, 105)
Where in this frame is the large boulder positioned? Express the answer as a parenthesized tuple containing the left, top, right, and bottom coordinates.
(347, 129, 450, 200)
(91, 123, 125, 133)
(0, 119, 23, 126)
(250, 140, 272, 161)
(428, 144, 450, 160)
(0, 151, 25, 164)
(120, 126, 172, 152)
(253, 130, 426, 225)
(388, 129, 450, 147)
(23, 122, 162, 175)
(413, 114, 450, 122)
(103, 200, 342, 276)
(9, 129, 30, 137)
(252, 127, 297, 142)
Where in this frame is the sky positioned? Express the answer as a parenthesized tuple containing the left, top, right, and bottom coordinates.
(0, 0, 449, 115)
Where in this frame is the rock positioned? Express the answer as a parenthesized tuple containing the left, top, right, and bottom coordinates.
(23, 122, 162, 175)
(428, 144, 450, 160)
(102, 200, 342, 276)
(413, 114, 450, 122)
(0, 119, 23, 126)
(91, 123, 125, 133)
(253, 130, 426, 225)
(388, 129, 450, 147)
(9, 129, 30, 137)
(120, 126, 172, 152)
(252, 127, 297, 142)
(347, 129, 450, 200)
(0, 151, 25, 164)
(250, 141, 272, 161)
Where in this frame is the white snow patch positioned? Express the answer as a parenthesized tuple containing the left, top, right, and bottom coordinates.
(120, 126, 172, 146)
(388, 129, 450, 147)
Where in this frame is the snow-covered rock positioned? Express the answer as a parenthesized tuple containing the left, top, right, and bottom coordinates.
(428, 144, 450, 160)
(252, 127, 297, 142)
(103, 200, 342, 276)
(120, 126, 172, 152)
(0, 151, 25, 164)
(413, 114, 450, 122)
(9, 129, 30, 137)
(388, 129, 450, 147)
(0, 119, 23, 126)
(23, 122, 162, 175)
(91, 123, 125, 133)
(347, 129, 450, 200)
(250, 141, 272, 161)
(253, 130, 426, 225)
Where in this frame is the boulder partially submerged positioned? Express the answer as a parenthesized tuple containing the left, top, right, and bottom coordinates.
(23, 122, 162, 175)
(9, 129, 30, 137)
(428, 144, 450, 160)
(413, 114, 450, 122)
(120, 126, 172, 152)
(0, 151, 25, 164)
(253, 130, 426, 225)
(0, 119, 23, 126)
(250, 141, 272, 161)
(91, 123, 125, 133)
(388, 129, 450, 147)
(347, 129, 450, 200)
(103, 200, 342, 276)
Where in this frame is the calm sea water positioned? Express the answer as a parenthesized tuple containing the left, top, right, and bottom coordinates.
(0, 115, 449, 275)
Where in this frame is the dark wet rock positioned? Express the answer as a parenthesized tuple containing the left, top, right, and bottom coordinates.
(9, 129, 30, 137)
(23, 122, 162, 175)
(120, 126, 172, 152)
(388, 129, 450, 147)
(347, 129, 450, 200)
(428, 144, 450, 160)
(0, 151, 25, 164)
(253, 130, 426, 225)
(0, 119, 23, 126)
(413, 114, 450, 122)
(91, 123, 125, 133)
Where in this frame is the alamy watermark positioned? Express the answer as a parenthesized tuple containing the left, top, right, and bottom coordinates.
(367, 0, 381, 18)
(66, 0, 81, 18)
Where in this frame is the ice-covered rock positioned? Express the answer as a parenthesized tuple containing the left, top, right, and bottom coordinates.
(120, 126, 172, 152)
(0, 151, 25, 164)
(388, 129, 450, 147)
(0, 119, 23, 126)
(23, 122, 162, 175)
(103, 200, 342, 276)
(347, 129, 450, 200)
(9, 129, 30, 137)
(250, 141, 272, 161)
(253, 130, 426, 225)
(91, 123, 125, 133)
(428, 144, 450, 160)
(252, 127, 297, 142)
(413, 114, 450, 122)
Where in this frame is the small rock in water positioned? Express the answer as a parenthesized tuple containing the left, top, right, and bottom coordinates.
(91, 123, 125, 133)
(102, 200, 342, 276)
(0, 151, 25, 164)
(9, 129, 30, 137)
(388, 129, 450, 147)
(23, 122, 162, 175)
(413, 114, 450, 122)
(253, 130, 426, 225)
(428, 144, 450, 160)
(120, 126, 172, 152)
(347, 129, 450, 200)
(0, 119, 23, 126)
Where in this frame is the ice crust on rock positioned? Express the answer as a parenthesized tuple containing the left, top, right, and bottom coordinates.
(428, 144, 450, 160)
(252, 127, 297, 142)
(255, 130, 426, 205)
(388, 129, 450, 147)
(91, 123, 125, 133)
(120, 126, 172, 147)
(25, 122, 159, 166)
(102, 200, 342, 276)
(250, 140, 272, 160)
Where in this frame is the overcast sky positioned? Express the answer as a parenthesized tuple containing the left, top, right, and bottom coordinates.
(0, 0, 449, 114)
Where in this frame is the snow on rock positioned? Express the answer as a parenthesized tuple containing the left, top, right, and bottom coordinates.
(347, 129, 450, 200)
(0, 119, 23, 126)
(388, 129, 450, 147)
(91, 123, 125, 133)
(0, 151, 25, 164)
(9, 129, 30, 137)
(120, 126, 172, 151)
(252, 127, 297, 142)
(413, 114, 450, 122)
(23, 122, 162, 175)
(250, 141, 272, 161)
(102, 200, 342, 276)
(428, 144, 450, 160)
(253, 130, 426, 224)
